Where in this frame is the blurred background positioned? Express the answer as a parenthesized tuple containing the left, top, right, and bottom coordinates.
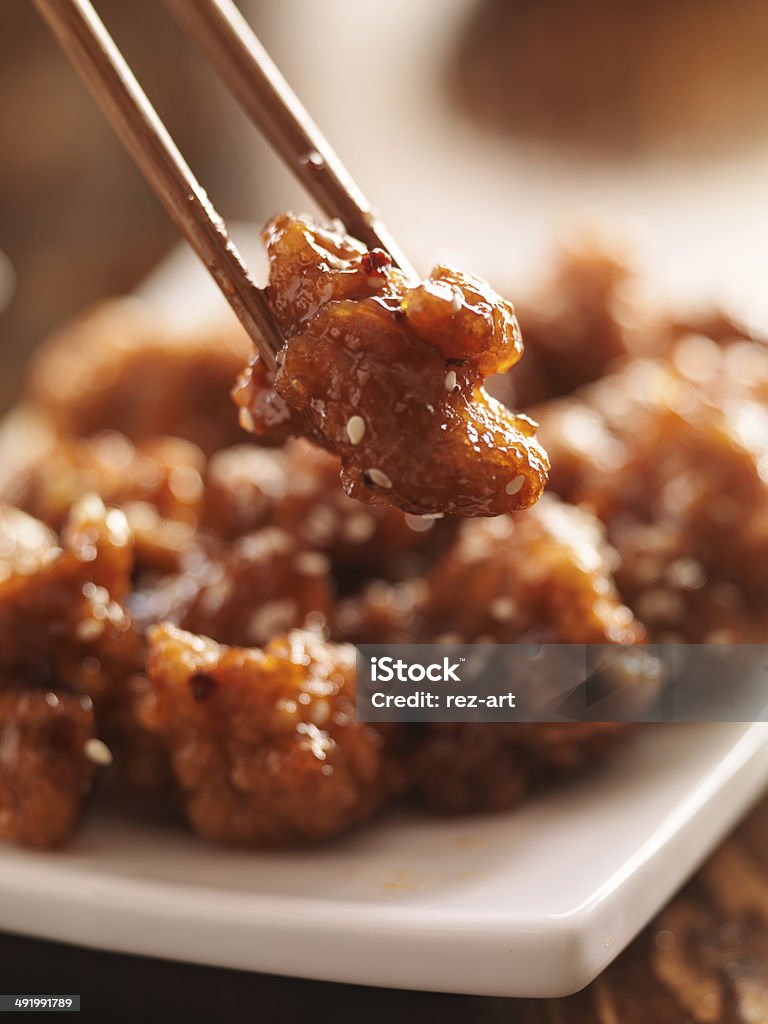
(3, 0, 768, 411)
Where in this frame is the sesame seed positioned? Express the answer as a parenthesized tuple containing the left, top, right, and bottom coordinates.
(367, 468, 393, 489)
(665, 558, 706, 590)
(83, 583, 109, 605)
(444, 370, 457, 392)
(169, 465, 204, 504)
(294, 551, 330, 576)
(247, 599, 298, 644)
(84, 738, 113, 767)
(346, 415, 366, 445)
(236, 526, 293, 560)
(451, 286, 463, 313)
(277, 697, 298, 719)
(404, 514, 435, 534)
(506, 475, 525, 496)
(303, 610, 327, 631)
(76, 618, 105, 642)
(490, 596, 517, 622)
(296, 721, 330, 761)
(238, 407, 256, 433)
(309, 699, 331, 727)
(105, 507, 131, 548)
(71, 492, 106, 524)
(76, 544, 98, 564)
(343, 513, 376, 543)
(301, 506, 339, 545)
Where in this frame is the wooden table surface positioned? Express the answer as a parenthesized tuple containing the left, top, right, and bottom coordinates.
(3, 789, 767, 1024)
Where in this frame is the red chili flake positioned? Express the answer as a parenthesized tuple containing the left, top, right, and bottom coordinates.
(361, 249, 392, 275)
(189, 672, 217, 702)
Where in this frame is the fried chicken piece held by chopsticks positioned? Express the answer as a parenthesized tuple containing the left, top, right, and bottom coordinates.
(233, 214, 549, 517)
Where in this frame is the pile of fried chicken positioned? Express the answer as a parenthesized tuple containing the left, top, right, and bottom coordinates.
(1, 214, 766, 849)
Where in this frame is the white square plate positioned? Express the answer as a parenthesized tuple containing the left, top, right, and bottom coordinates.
(1, 724, 766, 997)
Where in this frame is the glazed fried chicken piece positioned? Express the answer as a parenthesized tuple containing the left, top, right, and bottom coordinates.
(204, 439, 451, 579)
(2, 431, 205, 574)
(420, 495, 642, 645)
(3, 432, 204, 531)
(412, 721, 633, 813)
(0, 690, 99, 848)
(0, 498, 138, 700)
(333, 578, 427, 645)
(512, 236, 639, 402)
(404, 497, 647, 812)
(233, 214, 549, 517)
(330, 494, 649, 813)
(490, 231, 669, 410)
(0, 499, 156, 795)
(143, 625, 404, 845)
(131, 526, 333, 647)
(26, 299, 250, 454)
(333, 496, 643, 648)
(202, 444, 287, 540)
(537, 336, 768, 641)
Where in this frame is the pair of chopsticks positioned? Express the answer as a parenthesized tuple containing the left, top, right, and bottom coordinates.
(32, 0, 416, 370)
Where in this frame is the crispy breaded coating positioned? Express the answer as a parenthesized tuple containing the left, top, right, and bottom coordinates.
(421, 495, 643, 644)
(27, 299, 250, 453)
(333, 578, 427, 645)
(205, 439, 453, 580)
(504, 234, 650, 407)
(537, 337, 768, 640)
(334, 495, 643, 647)
(233, 214, 549, 517)
(411, 721, 632, 812)
(3, 432, 205, 574)
(143, 625, 404, 845)
(0, 690, 99, 848)
(203, 445, 287, 539)
(0, 498, 154, 793)
(0, 498, 139, 699)
(405, 496, 645, 812)
(131, 527, 332, 647)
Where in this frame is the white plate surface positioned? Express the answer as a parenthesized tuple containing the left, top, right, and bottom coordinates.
(1, 724, 767, 997)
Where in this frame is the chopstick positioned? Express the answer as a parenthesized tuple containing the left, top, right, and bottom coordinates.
(161, 0, 417, 282)
(32, 0, 282, 368)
